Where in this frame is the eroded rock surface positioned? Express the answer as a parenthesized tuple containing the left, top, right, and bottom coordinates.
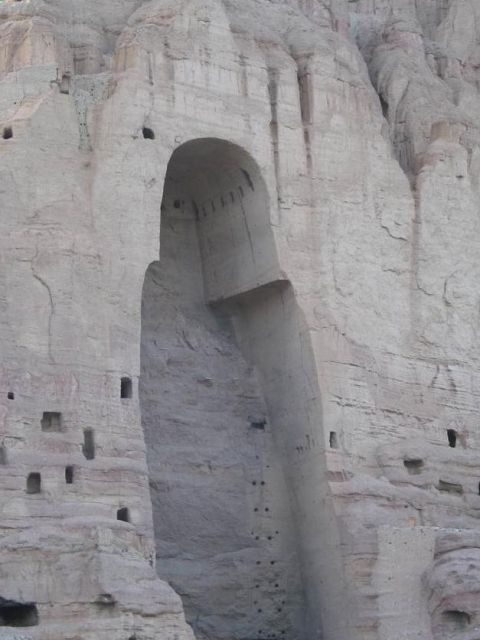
(1, 1, 480, 639)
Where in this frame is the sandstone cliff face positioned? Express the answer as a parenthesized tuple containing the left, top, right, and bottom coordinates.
(1, 1, 480, 639)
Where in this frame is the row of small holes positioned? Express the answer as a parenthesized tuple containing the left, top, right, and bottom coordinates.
(5, 123, 155, 143)
(7, 377, 132, 404)
(25, 470, 130, 519)
(252, 475, 285, 630)
(402, 429, 480, 494)
(39, 412, 94, 463)
(26, 467, 73, 493)
(329, 429, 460, 451)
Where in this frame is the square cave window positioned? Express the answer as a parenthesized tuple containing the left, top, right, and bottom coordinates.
(329, 431, 339, 449)
(121, 377, 133, 399)
(41, 412, 63, 432)
(26, 472, 41, 494)
(65, 466, 74, 484)
(82, 429, 95, 460)
(117, 507, 130, 522)
(59, 73, 71, 94)
(7, 392, 14, 400)
(2, 127, 12, 140)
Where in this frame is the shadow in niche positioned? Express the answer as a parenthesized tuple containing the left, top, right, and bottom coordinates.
(215, 280, 337, 637)
(139, 138, 328, 640)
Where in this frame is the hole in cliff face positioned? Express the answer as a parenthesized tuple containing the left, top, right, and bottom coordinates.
(437, 480, 463, 495)
(140, 139, 307, 640)
(0, 599, 39, 626)
(117, 507, 130, 522)
(447, 429, 457, 447)
(404, 458, 424, 474)
(0, 447, 6, 465)
(441, 610, 471, 631)
(142, 127, 155, 140)
(26, 473, 41, 494)
(447, 429, 457, 448)
(2, 127, 12, 140)
(65, 466, 74, 484)
(329, 432, 338, 449)
(82, 428, 95, 460)
(60, 73, 71, 94)
(121, 377, 133, 399)
(96, 593, 115, 607)
(41, 411, 63, 432)
(7, 392, 14, 400)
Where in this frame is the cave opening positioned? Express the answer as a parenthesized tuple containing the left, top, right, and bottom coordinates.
(441, 610, 471, 632)
(447, 429, 457, 448)
(404, 458, 424, 475)
(65, 466, 74, 484)
(121, 377, 133, 399)
(0, 598, 39, 627)
(26, 472, 41, 494)
(140, 139, 308, 640)
(41, 411, 63, 432)
(329, 431, 338, 449)
(82, 428, 95, 460)
(117, 507, 130, 523)
(142, 127, 155, 140)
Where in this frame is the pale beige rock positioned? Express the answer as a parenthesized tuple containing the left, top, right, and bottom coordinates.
(1, 0, 480, 639)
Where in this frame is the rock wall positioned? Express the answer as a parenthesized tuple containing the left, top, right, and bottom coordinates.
(1, 1, 480, 639)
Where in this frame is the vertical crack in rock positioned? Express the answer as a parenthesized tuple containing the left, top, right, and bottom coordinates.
(267, 66, 282, 206)
(31, 267, 55, 365)
(295, 56, 313, 176)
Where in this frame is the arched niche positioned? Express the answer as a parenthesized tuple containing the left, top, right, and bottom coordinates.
(139, 137, 334, 640)
(163, 138, 282, 301)
(140, 138, 305, 640)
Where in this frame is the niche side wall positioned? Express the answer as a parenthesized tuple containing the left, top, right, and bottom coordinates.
(220, 283, 354, 640)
